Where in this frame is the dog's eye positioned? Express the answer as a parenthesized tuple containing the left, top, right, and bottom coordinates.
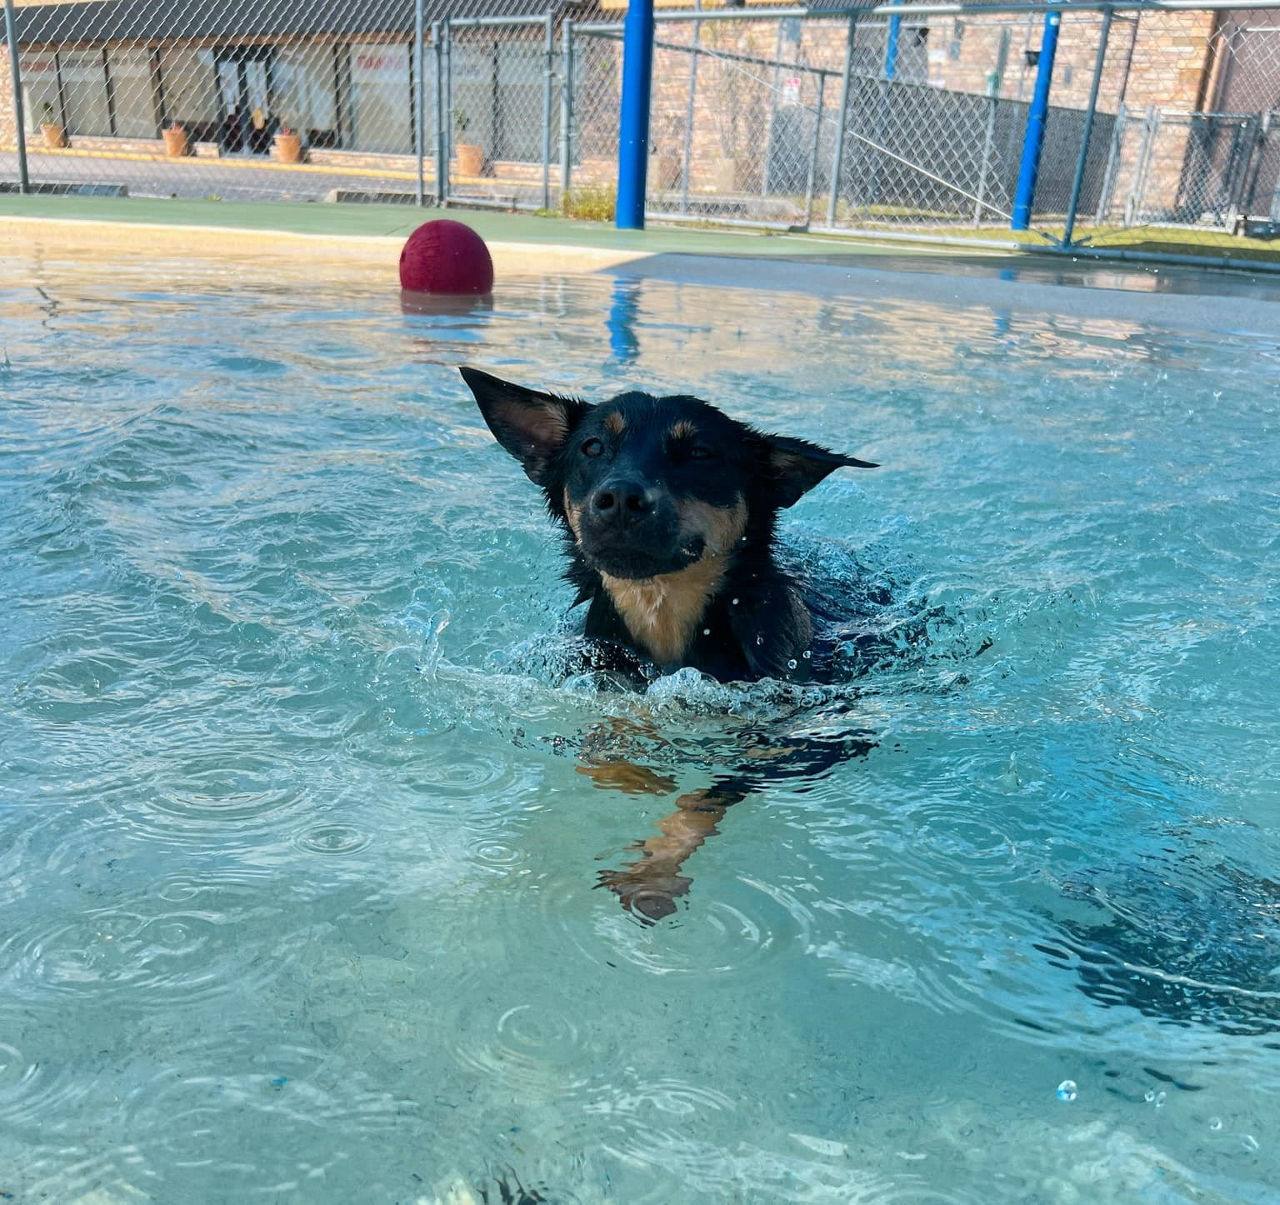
(688, 444, 714, 461)
(581, 438, 604, 457)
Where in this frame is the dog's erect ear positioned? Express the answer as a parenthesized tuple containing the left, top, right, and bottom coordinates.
(760, 433, 878, 509)
(460, 367, 591, 485)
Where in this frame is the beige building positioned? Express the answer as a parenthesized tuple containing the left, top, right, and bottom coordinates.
(1, 0, 559, 157)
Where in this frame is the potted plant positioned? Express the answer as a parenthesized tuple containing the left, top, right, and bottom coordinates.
(453, 109, 484, 177)
(273, 124, 304, 164)
(39, 101, 67, 149)
(162, 120, 188, 157)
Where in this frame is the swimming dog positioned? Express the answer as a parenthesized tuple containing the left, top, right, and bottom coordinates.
(460, 367, 877, 684)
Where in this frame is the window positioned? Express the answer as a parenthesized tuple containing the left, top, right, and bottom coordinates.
(108, 46, 156, 137)
(20, 50, 60, 131)
(347, 43, 411, 153)
(160, 46, 218, 127)
(60, 49, 111, 136)
(276, 43, 339, 141)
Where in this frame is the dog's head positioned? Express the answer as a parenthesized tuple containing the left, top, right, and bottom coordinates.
(461, 367, 876, 582)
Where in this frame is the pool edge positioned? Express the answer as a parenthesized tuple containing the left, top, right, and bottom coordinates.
(0, 214, 654, 277)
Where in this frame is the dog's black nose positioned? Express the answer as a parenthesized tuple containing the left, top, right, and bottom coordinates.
(591, 479, 653, 520)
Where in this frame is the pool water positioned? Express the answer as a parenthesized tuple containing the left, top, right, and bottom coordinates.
(2, 239, 1279, 1203)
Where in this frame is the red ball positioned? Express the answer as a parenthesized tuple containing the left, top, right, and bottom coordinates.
(398, 219, 494, 295)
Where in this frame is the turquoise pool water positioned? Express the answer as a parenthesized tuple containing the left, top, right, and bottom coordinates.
(2, 243, 1279, 1203)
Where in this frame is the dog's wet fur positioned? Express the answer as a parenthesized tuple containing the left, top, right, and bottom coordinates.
(461, 367, 876, 684)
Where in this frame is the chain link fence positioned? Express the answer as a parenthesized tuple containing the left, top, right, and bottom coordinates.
(0, 0, 561, 207)
(5, 2, 1280, 260)
(560, 2, 1280, 257)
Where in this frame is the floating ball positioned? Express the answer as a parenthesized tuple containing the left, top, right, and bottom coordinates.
(398, 219, 494, 295)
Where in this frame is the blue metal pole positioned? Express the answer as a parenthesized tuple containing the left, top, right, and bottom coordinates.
(1011, 11, 1061, 231)
(884, 7, 901, 80)
(616, 0, 654, 230)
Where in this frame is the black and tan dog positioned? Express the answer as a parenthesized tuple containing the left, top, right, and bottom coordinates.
(461, 367, 880, 921)
(460, 367, 876, 683)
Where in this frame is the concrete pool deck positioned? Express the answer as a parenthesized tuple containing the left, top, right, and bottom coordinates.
(3, 193, 1280, 334)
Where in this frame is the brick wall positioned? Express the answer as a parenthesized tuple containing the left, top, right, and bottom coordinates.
(942, 11, 1218, 220)
(0, 50, 14, 146)
(628, 10, 1222, 217)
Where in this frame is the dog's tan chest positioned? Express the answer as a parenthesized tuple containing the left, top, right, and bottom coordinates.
(600, 558, 727, 666)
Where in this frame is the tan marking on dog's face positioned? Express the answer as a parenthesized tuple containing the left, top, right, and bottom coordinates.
(668, 419, 699, 442)
(604, 410, 626, 435)
(598, 493, 748, 666)
(563, 488, 583, 537)
(677, 494, 748, 559)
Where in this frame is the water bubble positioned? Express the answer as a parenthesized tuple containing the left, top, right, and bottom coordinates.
(1056, 1080, 1077, 1102)
(786, 659, 798, 670)
(1154, 1091, 1166, 1108)
(1241, 1134, 1260, 1152)
(702, 629, 711, 637)
(802, 649, 811, 660)
(1209, 1117, 1223, 1131)
(755, 636, 763, 646)
(1144, 1090, 1155, 1103)
(731, 598, 740, 606)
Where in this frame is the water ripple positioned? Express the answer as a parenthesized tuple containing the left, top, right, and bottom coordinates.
(295, 823, 373, 856)
(5, 253, 1280, 1200)
(447, 998, 603, 1103)
(0, 1039, 84, 1133)
(555, 873, 812, 978)
(1, 872, 298, 1009)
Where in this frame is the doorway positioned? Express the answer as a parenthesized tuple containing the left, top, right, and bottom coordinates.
(215, 47, 276, 153)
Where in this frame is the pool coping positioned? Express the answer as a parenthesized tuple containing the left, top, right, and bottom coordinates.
(5, 196, 1280, 334)
(0, 212, 654, 276)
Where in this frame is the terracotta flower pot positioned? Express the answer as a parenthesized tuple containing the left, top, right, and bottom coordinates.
(41, 122, 67, 149)
(274, 131, 303, 164)
(455, 143, 484, 177)
(162, 127, 188, 157)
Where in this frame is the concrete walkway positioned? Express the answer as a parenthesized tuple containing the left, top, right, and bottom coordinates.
(0, 192, 938, 256)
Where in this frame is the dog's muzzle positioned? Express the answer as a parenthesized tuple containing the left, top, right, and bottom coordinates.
(578, 479, 690, 579)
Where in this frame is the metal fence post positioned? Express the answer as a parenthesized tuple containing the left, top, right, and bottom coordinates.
(559, 19, 573, 201)
(1096, 100, 1125, 224)
(413, 0, 425, 206)
(1259, 111, 1280, 221)
(1231, 113, 1260, 226)
(974, 28, 1009, 225)
(826, 14, 857, 227)
(443, 17, 453, 203)
(433, 21, 446, 205)
(1063, 7, 1113, 246)
(4, 0, 29, 193)
(1220, 113, 1255, 223)
(1127, 105, 1157, 225)
(542, 10, 554, 211)
(803, 71, 826, 229)
(1267, 113, 1280, 222)
(1011, 10, 1061, 231)
(679, 9, 703, 215)
(761, 17, 785, 198)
